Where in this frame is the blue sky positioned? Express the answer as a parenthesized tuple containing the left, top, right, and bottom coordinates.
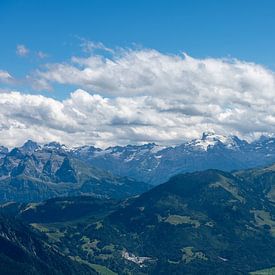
(1, 0, 275, 79)
(1, 0, 275, 147)
(2, 0, 275, 56)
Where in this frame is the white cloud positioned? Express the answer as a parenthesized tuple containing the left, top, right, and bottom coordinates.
(0, 70, 13, 83)
(0, 85, 274, 148)
(2, 47, 275, 147)
(79, 38, 114, 54)
(36, 51, 48, 59)
(0, 90, 181, 147)
(16, 44, 29, 57)
(34, 49, 275, 103)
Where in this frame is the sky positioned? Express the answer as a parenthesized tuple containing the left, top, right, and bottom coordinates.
(0, 0, 275, 148)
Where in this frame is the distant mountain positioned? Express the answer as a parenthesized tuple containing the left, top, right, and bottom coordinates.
(3, 164, 275, 274)
(5, 132, 275, 186)
(71, 132, 275, 185)
(20, 140, 40, 154)
(2, 132, 275, 202)
(0, 141, 149, 203)
(0, 146, 8, 158)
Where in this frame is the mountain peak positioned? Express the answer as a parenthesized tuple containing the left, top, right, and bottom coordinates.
(43, 141, 69, 151)
(191, 132, 240, 151)
(201, 131, 216, 140)
(201, 131, 229, 142)
(20, 140, 40, 154)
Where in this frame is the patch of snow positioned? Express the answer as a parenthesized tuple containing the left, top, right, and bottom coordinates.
(189, 132, 240, 151)
(124, 155, 135, 162)
(150, 145, 166, 154)
(154, 155, 162, 159)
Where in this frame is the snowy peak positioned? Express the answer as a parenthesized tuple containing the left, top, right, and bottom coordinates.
(190, 132, 244, 151)
(201, 131, 218, 141)
(1, 133, 275, 186)
(43, 141, 69, 152)
(71, 145, 102, 155)
(91, 143, 166, 160)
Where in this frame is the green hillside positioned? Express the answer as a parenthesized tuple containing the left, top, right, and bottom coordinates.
(1, 164, 275, 274)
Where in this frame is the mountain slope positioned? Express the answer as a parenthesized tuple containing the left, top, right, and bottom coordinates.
(2, 133, 275, 187)
(0, 214, 96, 275)
(0, 143, 149, 203)
(104, 169, 275, 274)
(4, 164, 275, 274)
(71, 132, 275, 185)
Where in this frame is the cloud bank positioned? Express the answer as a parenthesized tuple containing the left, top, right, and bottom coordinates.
(1, 47, 275, 147)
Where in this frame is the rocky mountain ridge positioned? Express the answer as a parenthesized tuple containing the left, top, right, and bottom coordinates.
(2, 132, 275, 185)
(0, 140, 149, 203)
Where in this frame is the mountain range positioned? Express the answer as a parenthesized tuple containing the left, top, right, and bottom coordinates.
(1, 163, 275, 274)
(1, 132, 275, 202)
(0, 132, 275, 274)
(71, 132, 275, 185)
(0, 140, 149, 202)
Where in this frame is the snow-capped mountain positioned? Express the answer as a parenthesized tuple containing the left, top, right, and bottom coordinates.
(2, 132, 275, 186)
(69, 132, 275, 184)
(186, 131, 246, 151)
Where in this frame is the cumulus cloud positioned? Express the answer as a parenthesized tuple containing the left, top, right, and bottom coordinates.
(0, 89, 191, 147)
(0, 86, 274, 148)
(2, 47, 275, 147)
(16, 44, 29, 57)
(34, 49, 275, 104)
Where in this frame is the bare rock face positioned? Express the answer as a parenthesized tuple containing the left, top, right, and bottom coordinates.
(0, 142, 149, 203)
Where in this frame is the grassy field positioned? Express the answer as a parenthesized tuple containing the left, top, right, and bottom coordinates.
(250, 267, 275, 275)
(70, 256, 117, 275)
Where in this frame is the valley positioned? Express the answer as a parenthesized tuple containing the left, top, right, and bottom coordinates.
(1, 163, 275, 274)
